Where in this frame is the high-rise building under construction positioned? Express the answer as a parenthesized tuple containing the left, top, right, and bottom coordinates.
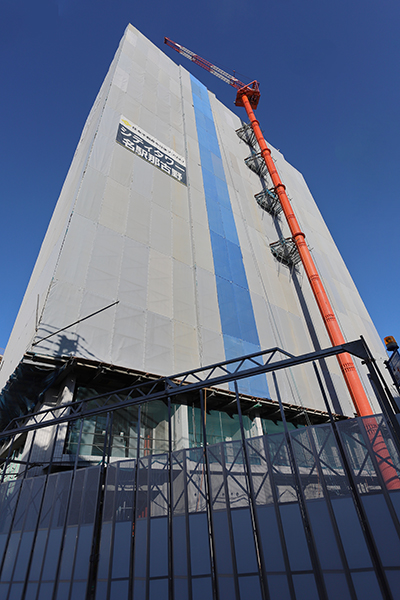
(0, 24, 400, 600)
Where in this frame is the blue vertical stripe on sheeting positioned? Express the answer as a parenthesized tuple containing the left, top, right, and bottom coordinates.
(190, 75, 269, 398)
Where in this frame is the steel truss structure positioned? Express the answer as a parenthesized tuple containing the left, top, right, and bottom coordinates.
(1, 339, 400, 600)
(0, 338, 396, 442)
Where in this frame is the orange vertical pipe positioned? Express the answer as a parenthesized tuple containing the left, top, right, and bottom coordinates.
(240, 94, 400, 490)
(241, 94, 371, 415)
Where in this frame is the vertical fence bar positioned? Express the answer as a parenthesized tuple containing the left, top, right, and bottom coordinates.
(130, 403, 141, 598)
(87, 412, 112, 599)
(312, 362, 394, 600)
(271, 372, 328, 600)
(261, 434, 296, 599)
(234, 382, 269, 600)
(200, 389, 219, 600)
(0, 428, 38, 578)
(218, 440, 241, 600)
(182, 446, 193, 600)
(304, 422, 358, 600)
(19, 423, 61, 600)
(168, 395, 174, 600)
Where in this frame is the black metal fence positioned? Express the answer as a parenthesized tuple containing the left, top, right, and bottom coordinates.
(0, 339, 400, 600)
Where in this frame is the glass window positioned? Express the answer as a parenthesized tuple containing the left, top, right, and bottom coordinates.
(140, 400, 169, 456)
(65, 386, 139, 458)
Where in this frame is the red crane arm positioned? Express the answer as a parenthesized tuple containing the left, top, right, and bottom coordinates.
(164, 37, 261, 109)
(164, 37, 244, 89)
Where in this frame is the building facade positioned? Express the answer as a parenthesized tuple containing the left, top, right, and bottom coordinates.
(1, 24, 400, 600)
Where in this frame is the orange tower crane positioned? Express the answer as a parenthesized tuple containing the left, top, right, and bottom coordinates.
(165, 37, 400, 490)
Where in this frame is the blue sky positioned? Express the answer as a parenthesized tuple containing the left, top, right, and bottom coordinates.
(1, 0, 399, 356)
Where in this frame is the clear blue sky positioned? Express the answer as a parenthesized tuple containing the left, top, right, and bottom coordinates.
(1, 0, 399, 355)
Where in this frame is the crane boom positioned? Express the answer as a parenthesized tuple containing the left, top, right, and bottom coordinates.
(164, 37, 261, 109)
(164, 37, 244, 88)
